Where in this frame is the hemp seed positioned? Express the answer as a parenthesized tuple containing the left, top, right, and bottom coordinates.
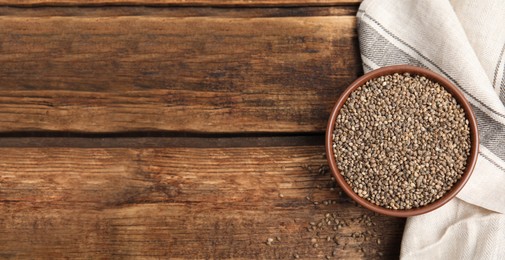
(333, 74, 471, 209)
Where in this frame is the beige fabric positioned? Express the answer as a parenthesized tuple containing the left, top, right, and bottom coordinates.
(357, 0, 505, 258)
(402, 198, 504, 259)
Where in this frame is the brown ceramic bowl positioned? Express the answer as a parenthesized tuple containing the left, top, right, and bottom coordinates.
(325, 65, 479, 217)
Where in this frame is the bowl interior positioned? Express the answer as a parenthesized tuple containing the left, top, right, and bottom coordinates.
(325, 65, 479, 217)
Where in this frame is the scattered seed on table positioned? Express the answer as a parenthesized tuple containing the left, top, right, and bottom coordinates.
(266, 238, 274, 246)
(332, 73, 471, 209)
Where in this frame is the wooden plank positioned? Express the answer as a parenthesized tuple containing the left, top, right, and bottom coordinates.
(0, 15, 361, 133)
(0, 146, 404, 259)
(0, 0, 361, 7)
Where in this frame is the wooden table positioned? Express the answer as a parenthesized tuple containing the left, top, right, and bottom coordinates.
(0, 0, 405, 258)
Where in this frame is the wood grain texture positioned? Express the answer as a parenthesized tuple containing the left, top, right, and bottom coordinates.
(0, 15, 361, 133)
(0, 0, 361, 7)
(0, 146, 404, 259)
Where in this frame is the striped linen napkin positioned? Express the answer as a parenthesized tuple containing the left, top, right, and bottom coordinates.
(357, 0, 505, 258)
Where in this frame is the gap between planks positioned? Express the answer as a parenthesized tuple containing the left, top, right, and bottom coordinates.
(0, 6, 358, 17)
(0, 134, 325, 148)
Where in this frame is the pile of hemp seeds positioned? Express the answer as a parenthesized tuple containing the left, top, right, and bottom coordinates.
(332, 73, 471, 210)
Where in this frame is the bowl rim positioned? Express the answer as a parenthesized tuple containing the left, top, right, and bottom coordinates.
(325, 65, 479, 217)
